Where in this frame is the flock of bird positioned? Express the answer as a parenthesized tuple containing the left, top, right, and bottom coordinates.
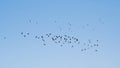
(19, 19, 103, 52)
(20, 31, 100, 52)
(0, 18, 103, 52)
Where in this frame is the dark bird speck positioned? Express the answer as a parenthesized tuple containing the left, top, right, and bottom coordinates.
(24, 35, 26, 37)
(21, 32, 23, 35)
(27, 33, 29, 35)
(3, 37, 7, 39)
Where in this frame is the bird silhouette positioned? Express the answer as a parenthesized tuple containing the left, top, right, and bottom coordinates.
(3, 37, 7, 39)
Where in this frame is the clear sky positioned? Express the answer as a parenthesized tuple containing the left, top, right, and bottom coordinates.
(0, 0, 120, 68)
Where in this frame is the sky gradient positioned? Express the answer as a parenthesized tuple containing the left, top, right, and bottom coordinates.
(0, 0, 120, 68)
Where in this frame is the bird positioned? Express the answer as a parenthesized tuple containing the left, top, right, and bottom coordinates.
(71, 45, 74, 48)
(41, 36, 43, 38)
(81, 49, 84, 51)
(36, 21, 38, 24)
(87, 44, 90, 46)
(23, 35, 26, 37)
(35, 36, 38, 38)
(86, 24, 89, 26)
(43, 43, 46, 46)
(78, 42, 80, 44)
(3, 37, 7, 39)
(95, 49, 98, 52)
(21, 32, 23, 35)
(27, 33, 29, 35)
(37, 37, 40, 39)
(88, 39, 91, 43)
(96, 40, 99, 42)
(42, 39, 45, 42)
(60, 45, 63, 47)
(54, 20, 56, 23)
(29, 19, 31, 23)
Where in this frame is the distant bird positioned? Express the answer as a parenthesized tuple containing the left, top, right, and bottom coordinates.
(88, 39, 91, 43)
(94, 44, 99, 47)
(27, 33, 29, 35)
(68, 22, 72, 27)
(42, 39, 45, 42)
(3, 37, 6, 39)
(21, 32, 23, 35)
(36, 21, 38, 24)
(84, 48, 86, 51)
(68, 41, 71, 44)
(87, 44, 90, 46)
(23, 35, 26, 37)
(86, 24, 89, 26)
(96, 40, 99, 42)
(43, 43, 46, 46)
(37, 37, 40, 39)
(76, 38, 78, 41)
(29, 19, 31, 23)
(81, 49, 84, 51)
(52, 37, 55, 41)
(78, 42, 80, 44)
(95, 49, 98, 52)
(71, 45, 74, 48)
(41, 36, 43, 38)
(96, 44, 99, 47)
(48, 33, 52, 36)
(46, 34, 49, 37)
(35, 36, 37, 38)
(60, 45, 63, 47)
(54, 20, 56, 23)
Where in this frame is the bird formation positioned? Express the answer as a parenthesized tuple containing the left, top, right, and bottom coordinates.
(0, 18, 103, 53)
(20, 31, 100, 52)
(19, 19, 103, 52)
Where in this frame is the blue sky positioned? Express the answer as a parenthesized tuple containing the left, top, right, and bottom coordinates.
(0, 0, 120, 68)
